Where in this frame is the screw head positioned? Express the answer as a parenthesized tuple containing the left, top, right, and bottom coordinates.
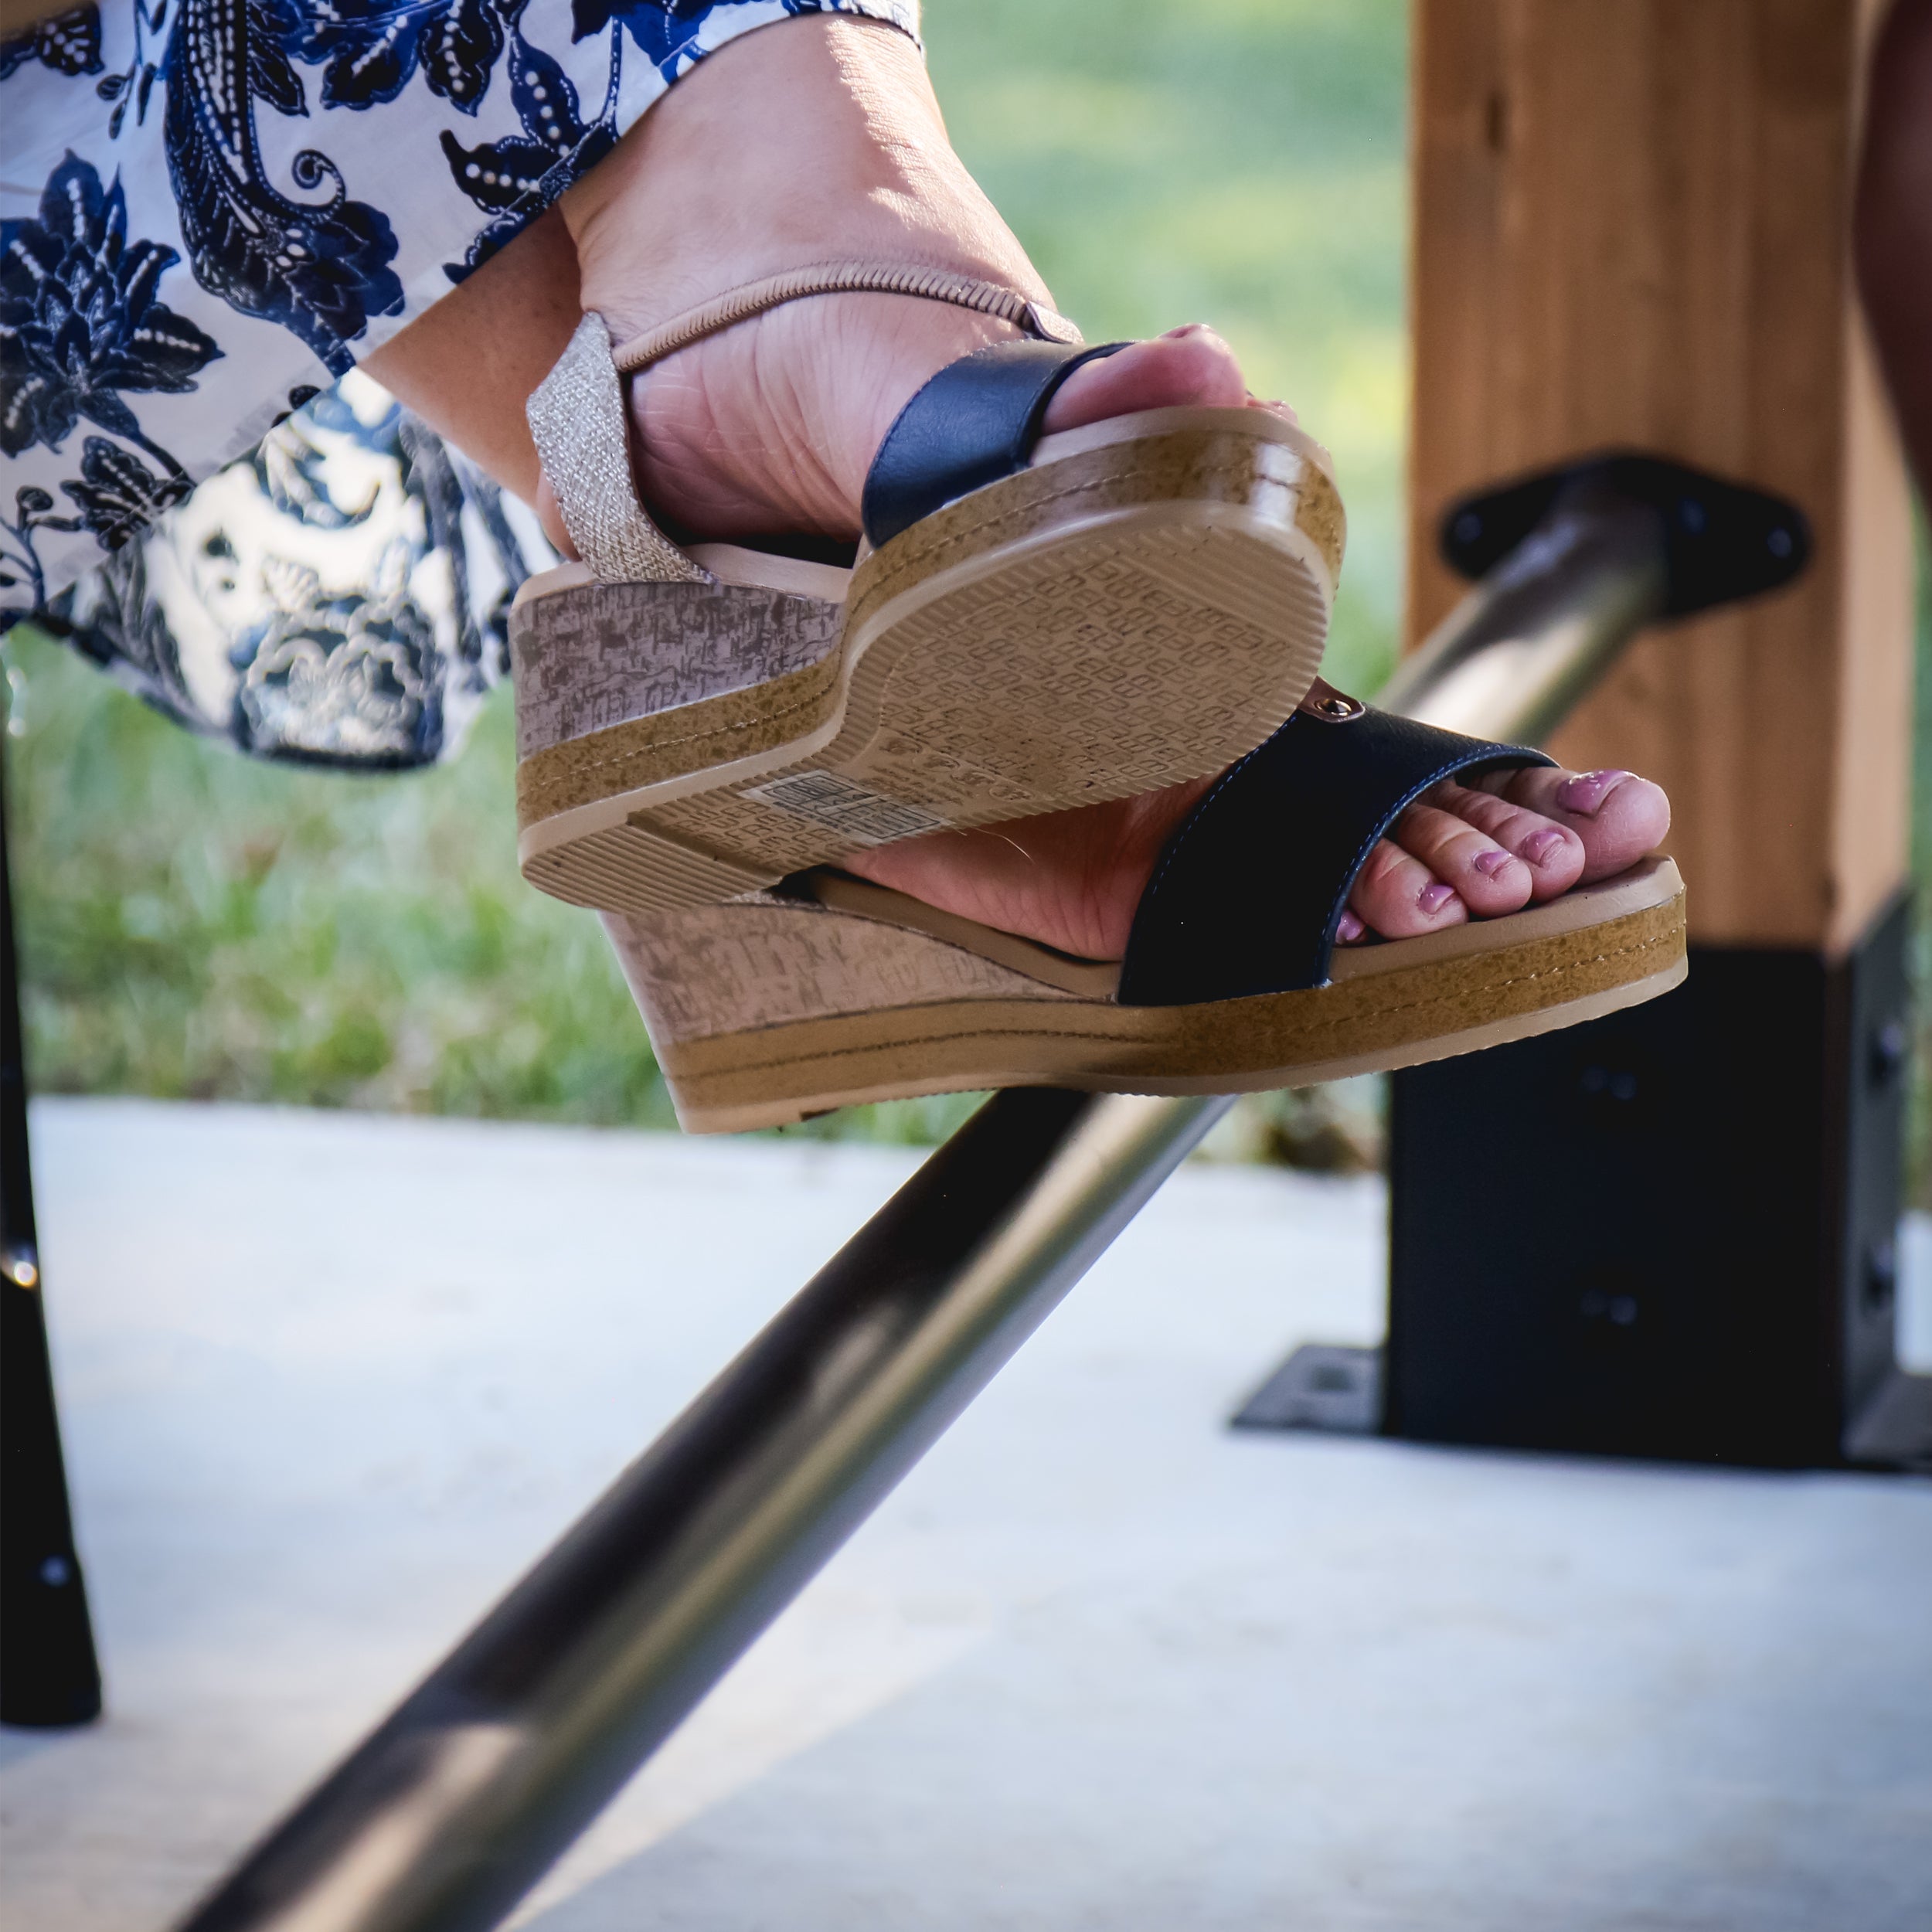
(1862, 1242, 1899, 1318)
(1870, 1019, 1909, 1088)
(1580, 1063, 1638, 1102)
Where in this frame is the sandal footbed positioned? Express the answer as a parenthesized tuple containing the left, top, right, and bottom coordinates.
(606, 856, 1686, 1134)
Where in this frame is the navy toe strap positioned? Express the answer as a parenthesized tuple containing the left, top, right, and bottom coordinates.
(859, 338, 1128, 549)
(1116, 696, 1556, 1007)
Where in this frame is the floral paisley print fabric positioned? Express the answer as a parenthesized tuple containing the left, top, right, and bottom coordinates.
(53, 371, 552, 765)
(2, 0, 920, 760)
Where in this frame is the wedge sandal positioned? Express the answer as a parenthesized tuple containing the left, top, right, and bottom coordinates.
(599, 689, 1689, 1134)
(513, 262, 1342, 917)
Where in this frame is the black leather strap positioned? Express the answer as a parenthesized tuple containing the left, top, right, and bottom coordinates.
(1116, 703, 1555, 1007)
(859, 339, 1129, 548)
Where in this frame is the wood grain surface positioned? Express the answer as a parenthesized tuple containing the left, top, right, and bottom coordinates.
(1408, 0, 1913, 951)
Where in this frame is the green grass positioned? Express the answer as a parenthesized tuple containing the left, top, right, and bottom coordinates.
(5, 638, 672, 1124)
(7, 0, 1929, 1191)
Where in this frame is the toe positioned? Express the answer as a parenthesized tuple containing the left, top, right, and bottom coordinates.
(1345, 838, 1470, 940)
(1477, 766, 1672, 883)
(1430, 777, 1587, 901)
(1043, 325, 1249, 431)
(1387, 794, 1539, 918)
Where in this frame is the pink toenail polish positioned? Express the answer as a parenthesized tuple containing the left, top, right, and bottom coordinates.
(1245, 396, 1301, 425)
(1418, 880, 1458, 915)
(1335, 909, 1366, 944)
(1472, 848, 1513, 878)
(1555, 769, 1631, 815)
(1523, 827, 1566, 867)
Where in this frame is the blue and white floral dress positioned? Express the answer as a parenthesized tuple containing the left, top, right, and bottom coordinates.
(1, 0, 918, 765)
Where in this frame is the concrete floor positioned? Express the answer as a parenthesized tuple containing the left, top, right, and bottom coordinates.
(3, 1097, 1930, 1932)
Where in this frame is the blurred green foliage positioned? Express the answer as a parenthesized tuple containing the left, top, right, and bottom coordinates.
(930, 0, 1410, 696)
(5, 634, 674, 1124)
(5, 0, 1927, 1195)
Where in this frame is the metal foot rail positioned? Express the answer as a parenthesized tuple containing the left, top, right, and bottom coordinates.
(172, 454, 1804, 1932)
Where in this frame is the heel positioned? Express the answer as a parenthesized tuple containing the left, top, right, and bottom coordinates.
(604, 893, 1084, 1132)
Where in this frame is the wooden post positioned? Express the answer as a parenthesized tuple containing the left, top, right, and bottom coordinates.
(1381, 0, 1930, 1469)
(1406, 0, 1913, 954)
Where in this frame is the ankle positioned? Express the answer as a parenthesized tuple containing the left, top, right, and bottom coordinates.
(629, 296, 1020, 540)
(561, 14, 1045, 349)
(361, 206, 581, 502)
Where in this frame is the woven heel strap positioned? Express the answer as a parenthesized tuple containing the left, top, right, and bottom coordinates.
(611, 261, 1083, 372)
(526, 313, 710, 588)
(526, 264, 1082, 587)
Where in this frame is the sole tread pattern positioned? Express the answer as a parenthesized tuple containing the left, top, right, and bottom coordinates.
(517, 419, 1338, 916)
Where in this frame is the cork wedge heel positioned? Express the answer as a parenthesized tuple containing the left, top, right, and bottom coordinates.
(513, 264, 1340, 917)
(611, 857, 1686, 1135)
(596, 696, 1689, 1134)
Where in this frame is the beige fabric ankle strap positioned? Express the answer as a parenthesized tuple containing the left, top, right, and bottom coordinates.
(611, 261, 1083, 373)
(527, 265, 1083, 587)
(527, 313, 711, 587)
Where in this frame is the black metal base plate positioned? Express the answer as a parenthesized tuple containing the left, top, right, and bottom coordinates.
(1232, 1344, 1382, 1436)
(1236, 1347, 1932, 1477)
(1844, 1370, 1932, 1473)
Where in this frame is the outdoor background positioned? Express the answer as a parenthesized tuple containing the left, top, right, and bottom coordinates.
(5, 0, 1930, 1191)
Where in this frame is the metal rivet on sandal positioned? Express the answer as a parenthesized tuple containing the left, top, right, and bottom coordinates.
(1299, 681, 1365, 723)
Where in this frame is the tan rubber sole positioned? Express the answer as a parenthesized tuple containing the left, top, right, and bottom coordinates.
(513, 407, 1342, 916)
(610, 857, 1688, 1134)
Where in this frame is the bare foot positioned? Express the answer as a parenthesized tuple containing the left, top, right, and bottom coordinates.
(849, 764, 1671, 963)
(553, 12, 1670, 957)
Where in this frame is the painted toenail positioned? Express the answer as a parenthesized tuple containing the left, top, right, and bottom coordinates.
(1522, 827, 1567, 867)
(1556, 769, 1631, 815)
(1472, 848, 1514, 878)
(1162, 322, 1213, 340)
(1418, 879, 1458, 915)
(1245, 395, 1301, 425)
(1336, 908, 1366, 944)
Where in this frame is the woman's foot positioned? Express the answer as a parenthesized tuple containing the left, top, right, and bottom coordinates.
(554, 12, 1669, 955)
(846, 761, 1671, 964)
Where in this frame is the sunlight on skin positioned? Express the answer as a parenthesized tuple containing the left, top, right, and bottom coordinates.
(366, 12, 1672, 964)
